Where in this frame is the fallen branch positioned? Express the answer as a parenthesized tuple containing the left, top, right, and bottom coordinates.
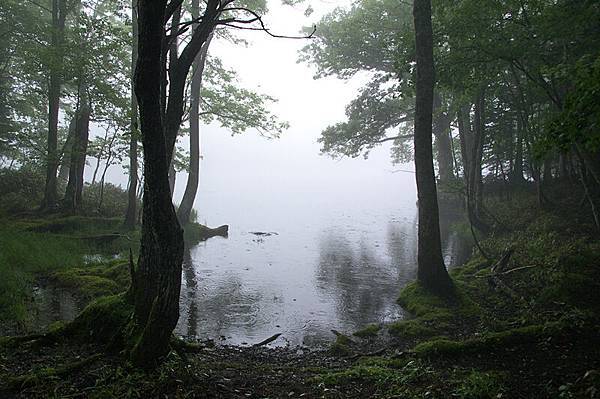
(253, 333, 282, 347)
(498, 264, 539, 275)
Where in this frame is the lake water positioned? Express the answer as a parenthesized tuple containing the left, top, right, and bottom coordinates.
(173, 134, 472, 347)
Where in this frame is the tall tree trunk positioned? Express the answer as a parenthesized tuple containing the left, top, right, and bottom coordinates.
(41, 0, 67, 211)
(167, 4, 181, 197)
(433, 93, 454, 184)
(63, 86, 90, 212)
(472, 89, 486, 217)
(129, 0, 184, 366)
(412, 0, 452, 294)
(457, 105, 471, 185)
(458, 103, 488, 231)
(124, 0, 139, 229)
(177, 28, 212, 225)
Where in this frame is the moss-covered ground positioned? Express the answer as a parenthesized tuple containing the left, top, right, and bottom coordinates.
(1, 185, 599, 398)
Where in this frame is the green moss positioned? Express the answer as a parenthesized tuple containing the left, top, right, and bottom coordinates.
(397, 280, 480, 336)
(51, 261, 130, 299)
(329, 341, 352, 356)
(388, 319, 436, 338)
(53, 269, 120, 298)
(353, 323, 381, 338)
(64, 293, 132, 345)
(413, 323, 558, 358)
(329, 333, 354, 356)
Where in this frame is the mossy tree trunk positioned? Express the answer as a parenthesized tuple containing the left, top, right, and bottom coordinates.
(129, 0, 184, 366)
(127, 0, 218, 366)
(412, 0, 453, 294)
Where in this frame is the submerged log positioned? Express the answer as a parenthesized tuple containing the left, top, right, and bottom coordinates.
(184, 223, 229, 243)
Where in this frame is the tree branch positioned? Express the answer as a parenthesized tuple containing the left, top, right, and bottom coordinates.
(216, 7, 316, 39)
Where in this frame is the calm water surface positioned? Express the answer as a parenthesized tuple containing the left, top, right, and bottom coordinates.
(175, 161, 471, 347)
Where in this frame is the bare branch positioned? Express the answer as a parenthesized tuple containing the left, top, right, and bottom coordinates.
(217, 7, 316, 39)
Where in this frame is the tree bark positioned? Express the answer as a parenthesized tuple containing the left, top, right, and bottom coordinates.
(41, 0, 67, 211)
(130, 0, 184, 366)
(177, 28, 212, 225)
(63, 86, 90, 212)
(124, 0, 139, 230)
(472, 89, 486, 216)
(412, 0, 452, 294)
(433, 93, 454, 184)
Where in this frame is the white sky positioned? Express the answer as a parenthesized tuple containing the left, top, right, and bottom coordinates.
(96, 0, 415, 206)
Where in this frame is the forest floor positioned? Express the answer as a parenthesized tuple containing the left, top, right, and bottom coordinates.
(1, 184, 599, 398)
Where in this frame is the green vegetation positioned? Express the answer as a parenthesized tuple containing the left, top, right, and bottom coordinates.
(454, 371, 507, 399)
(353, 323, 381, 339)
(0, 215, 134, 328)
(388, 319, 436, 339)
(0, 224, 90, 323)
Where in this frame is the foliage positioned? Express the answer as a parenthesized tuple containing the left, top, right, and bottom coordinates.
(543, 56, 600, 155)
(199, 56, 289, 137)
(82, 182, 133, 218)
(299, 0, 415, 161)
(0, 167, 45, 213)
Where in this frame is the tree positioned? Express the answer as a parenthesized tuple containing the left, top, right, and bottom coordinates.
(41, 0, 68, 210)
(130, 0, 304, 365)
(176, 35, 288, 225)
(299, 0, 456, 184)
(176, 20, 211, 225)
(413, 0, 452, 293)
(124, 0, 139, 229)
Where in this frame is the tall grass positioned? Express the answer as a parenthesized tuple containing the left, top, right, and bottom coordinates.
(0, 226, 88, 324)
